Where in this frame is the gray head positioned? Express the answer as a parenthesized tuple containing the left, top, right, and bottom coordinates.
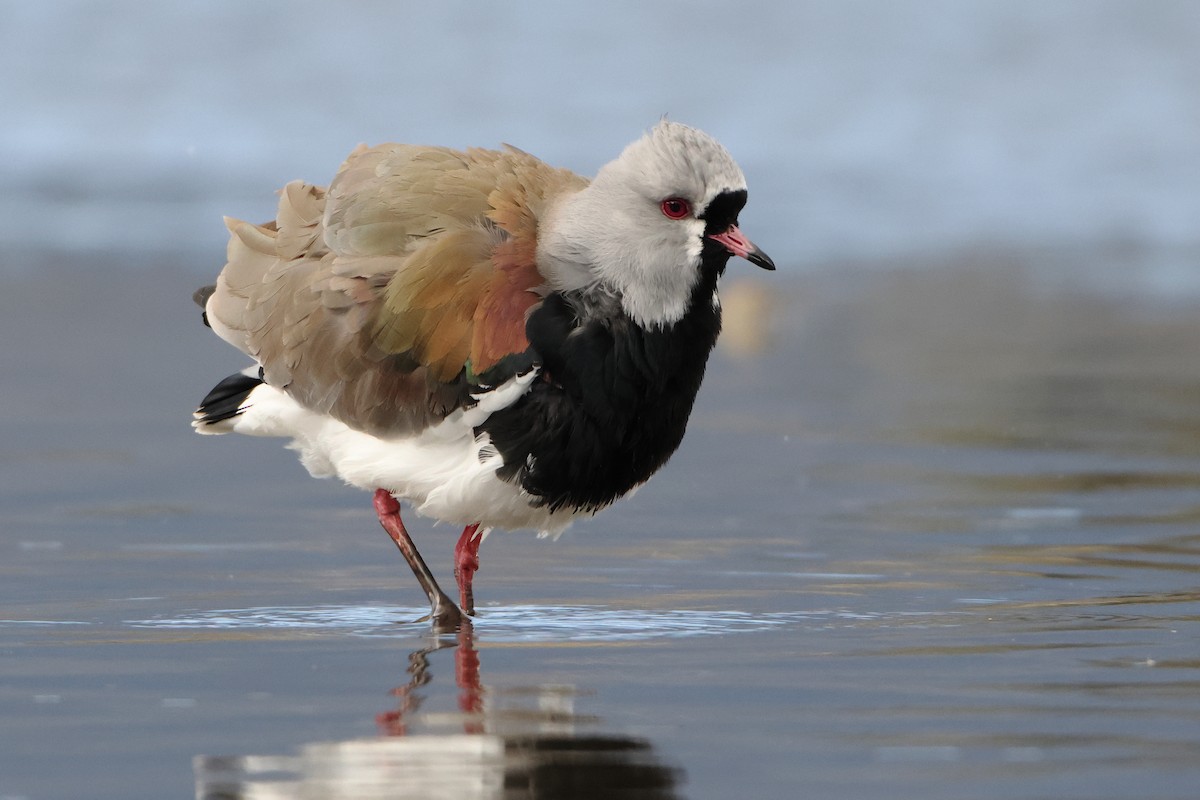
(538, 121, 773, 328)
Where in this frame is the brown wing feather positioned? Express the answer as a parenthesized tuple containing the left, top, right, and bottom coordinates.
(204, 142, 586, 436)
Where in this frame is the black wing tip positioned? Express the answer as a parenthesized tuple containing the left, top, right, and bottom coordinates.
(194, 370, 263, 427)
(470, 351, 540, 390)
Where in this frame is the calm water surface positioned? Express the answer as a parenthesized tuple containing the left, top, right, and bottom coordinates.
(1, 256, 1199, 798)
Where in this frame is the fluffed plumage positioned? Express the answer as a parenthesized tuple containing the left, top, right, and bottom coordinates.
(194, 121, 774, 629)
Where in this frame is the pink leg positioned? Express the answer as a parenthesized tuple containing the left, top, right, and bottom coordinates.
(454, 523, 483, 616)
(373, 489, 465, 631)
(455, 624, 484, 733)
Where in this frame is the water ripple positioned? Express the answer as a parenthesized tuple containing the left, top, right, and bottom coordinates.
(128, 604, 842, 643)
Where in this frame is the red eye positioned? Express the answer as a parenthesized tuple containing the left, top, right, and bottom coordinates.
(660, 197, 691, 219)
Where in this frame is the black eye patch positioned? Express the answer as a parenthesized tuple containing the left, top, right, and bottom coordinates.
(699, 189, 748, 235)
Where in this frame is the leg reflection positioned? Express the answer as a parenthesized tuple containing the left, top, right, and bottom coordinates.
(377, 622, 482, 736)
(195, 624, 682, 799)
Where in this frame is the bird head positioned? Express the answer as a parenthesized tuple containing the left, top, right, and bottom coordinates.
(538, 121, 774, 328)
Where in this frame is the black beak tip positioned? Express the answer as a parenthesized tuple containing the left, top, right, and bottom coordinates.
(748, 248, 776, 271)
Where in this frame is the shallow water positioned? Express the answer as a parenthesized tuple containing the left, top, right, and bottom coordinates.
(2, 256, 1200, 798)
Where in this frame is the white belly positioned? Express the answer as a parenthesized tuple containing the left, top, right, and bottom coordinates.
(219, 374, 578, 537)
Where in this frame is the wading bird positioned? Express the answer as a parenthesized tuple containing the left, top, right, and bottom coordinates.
(193, 121, 773, 629)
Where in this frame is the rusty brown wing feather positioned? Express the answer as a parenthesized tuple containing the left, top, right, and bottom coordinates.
(204, 143, 587, 438)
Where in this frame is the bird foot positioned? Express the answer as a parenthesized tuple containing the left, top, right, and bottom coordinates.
(426, 594, 469, 634)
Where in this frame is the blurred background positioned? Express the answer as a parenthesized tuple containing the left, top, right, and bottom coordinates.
(4, 4, 1200, 799)
(2, 0, 1197, 283)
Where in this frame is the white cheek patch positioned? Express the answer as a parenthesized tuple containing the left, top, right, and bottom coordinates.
(617, 220, 705, 328)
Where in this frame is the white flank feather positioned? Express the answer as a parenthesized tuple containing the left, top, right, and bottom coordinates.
(222, 371, 578, 537)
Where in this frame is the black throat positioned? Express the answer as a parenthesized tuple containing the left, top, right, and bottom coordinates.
(476, 190, 747, 514)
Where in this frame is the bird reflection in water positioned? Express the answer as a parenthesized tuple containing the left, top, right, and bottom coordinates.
(194, 623, 682, 799)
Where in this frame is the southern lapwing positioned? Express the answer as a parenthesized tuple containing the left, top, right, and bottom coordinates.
(192, 121, 774, 629)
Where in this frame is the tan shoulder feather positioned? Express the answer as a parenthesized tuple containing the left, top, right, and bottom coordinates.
(204, 142, 587, 436)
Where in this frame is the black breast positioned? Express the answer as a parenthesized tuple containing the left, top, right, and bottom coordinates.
(477, 268, 724, 513)
(478, 188, 748, 513)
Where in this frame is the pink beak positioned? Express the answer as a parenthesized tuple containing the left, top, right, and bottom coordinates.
(708, 226, 775, 270)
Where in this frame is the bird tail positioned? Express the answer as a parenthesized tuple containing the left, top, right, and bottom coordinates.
(192, 367, 264, 434)
(193, 284, 216, 328)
